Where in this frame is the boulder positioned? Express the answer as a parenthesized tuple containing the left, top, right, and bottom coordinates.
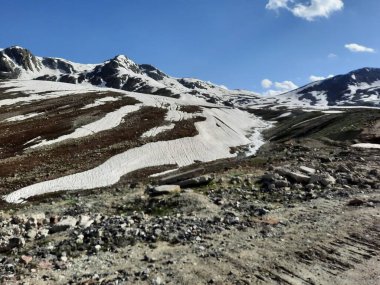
(178, 175, 213, 188)
(311, 173, 336, 186)
(299, 166, 316, 175)
(26, 229, 37, 240)
(78, 215, 94, 229)
(8, 237, 25, 249)
(149, 185, 181, 196)
(276, 168, 310, 183)
(274, 179, 289, 188)
(159, 168, 204, 185)
(50, 216, 77, 233)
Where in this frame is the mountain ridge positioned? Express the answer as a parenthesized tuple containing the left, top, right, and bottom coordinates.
(1, 46, 380, 107)
(0, 46, 258, 104)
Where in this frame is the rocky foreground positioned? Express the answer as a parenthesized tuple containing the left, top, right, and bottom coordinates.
(0, 137, 379, 285)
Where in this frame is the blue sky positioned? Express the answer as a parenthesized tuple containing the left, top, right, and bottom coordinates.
(1, 0, 379, 94)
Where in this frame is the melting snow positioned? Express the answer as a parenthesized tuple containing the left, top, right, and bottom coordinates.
(351, 143, 380, 149)
(4, 112, 43, 122)
(274, 112, 292, 119)
(31, 104, 142, 148)
(81, 97, 119, 109)
(141, 124, 176, 138)
(321, 110, 344, 114)
(3, 105, 269, 203)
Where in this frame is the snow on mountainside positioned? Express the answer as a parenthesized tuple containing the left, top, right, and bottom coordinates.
(0, 46, 259, 104)
(1, 46, 380, 109)
(0, 80, 270, 203)
(244, 68, 380, 109)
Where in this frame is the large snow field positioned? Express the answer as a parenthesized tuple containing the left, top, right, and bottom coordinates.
(1, 80, 270, 203)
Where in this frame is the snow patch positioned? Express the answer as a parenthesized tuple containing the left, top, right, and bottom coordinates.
(4, 112, 43, 122)
(3, 107, 268, 203)
(321, 110, 344, 114)
(81, 97, 119, 109)
(31, 104, 142, 148)
(141, 124, 176, 138)
(351, 143, 380, 149)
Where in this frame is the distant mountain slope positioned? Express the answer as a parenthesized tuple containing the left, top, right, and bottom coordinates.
(0, 46, 259, 104)
(281, 68, 380, 107)
(246, 68, 380, 108)
(1, 46, 379, 107)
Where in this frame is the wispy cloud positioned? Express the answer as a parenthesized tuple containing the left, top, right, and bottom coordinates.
(261, 79, 298, 95)
(344, 43, 375, 53)
(309, 74, 334, 82)
(266, 0, 344, 21)
(328, 53, 337, 59)
(274, 80, 298, 90)
(261, 79, 273, 89)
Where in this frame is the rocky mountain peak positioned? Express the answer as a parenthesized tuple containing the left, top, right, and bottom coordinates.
(109, 55, 141, 74)
(0, 46, 42, 78)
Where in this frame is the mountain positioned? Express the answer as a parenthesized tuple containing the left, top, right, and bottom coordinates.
(1, 46, 380, 108)
(0, 46, 258, 104)
(249, 68, 380, 108)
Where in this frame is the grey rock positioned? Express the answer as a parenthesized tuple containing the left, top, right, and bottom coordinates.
(148, 185, 181, 196)
(255, 208, 270, 216)
(50, 216, 77, 233)
(26, 229, 37, 240)
(305, 184, 315, 191)
(274, 180, 289, 188)
(276, 168, 310, 183)
(262, 173, 277, 182)
(38, 228, 49, 238)
(178, 175, 213, 188)
(299, 166, 316, 175)
(8, 237, 25, 249)
(78, 215, 94, 229)
(311, 173, 336, 186)
(153, 276, 163, 285)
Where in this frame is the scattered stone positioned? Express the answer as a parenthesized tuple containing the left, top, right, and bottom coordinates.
(26, 229, 37, 240)
(8, 237, 25, 249)
(255, 208, 270, 216)
(20, 255, 33, 265)
(274, 180, 289, 188)
(152, 276, 163, 285)
(347, 198, 365, 207)
(38, 228, 50, 238)
(311, 173, 336, 186)
(78, 215, 94, 228)
(305, 184, 315, 191)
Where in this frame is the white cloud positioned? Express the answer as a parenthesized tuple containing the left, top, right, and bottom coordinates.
(261, 79, 273, 89)
(309, 74, 334, 82)
(266, 0, 344, 21)
(292, 0, 344, 21)
(266, 0, 289, 10)
(262, 80, 298, 96)
(274, 80, 298, 90)
(345, 43, 375, 53)
(328, 53, 337, 59)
